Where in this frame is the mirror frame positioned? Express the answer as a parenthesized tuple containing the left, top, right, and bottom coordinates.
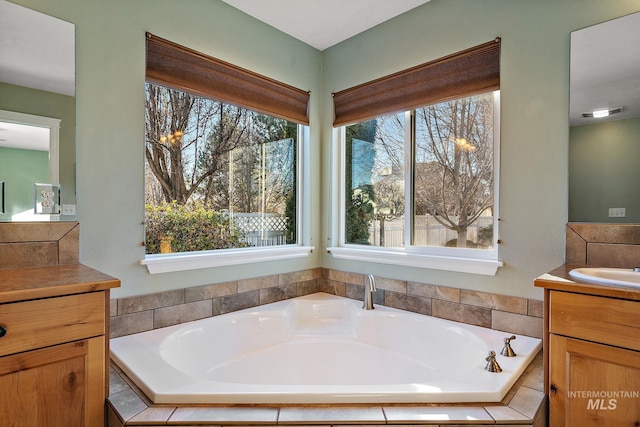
(0, 109, 60, 185)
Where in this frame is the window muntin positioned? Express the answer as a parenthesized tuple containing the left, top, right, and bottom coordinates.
(144, 82, 298, 255)
(344, 90, 498, 255)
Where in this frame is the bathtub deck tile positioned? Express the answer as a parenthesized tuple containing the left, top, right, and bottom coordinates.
(127, 406, 176, 424)
(169, 406, 279, 424)
(278, 407, 385, 424)
(484, 405, 531, 423)
(505, 386, 545, 421)
(382, 406, 493, 423)
(107, 389, 149, 423)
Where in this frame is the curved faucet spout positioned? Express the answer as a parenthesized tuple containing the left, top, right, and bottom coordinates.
(363, 274, 377, 310)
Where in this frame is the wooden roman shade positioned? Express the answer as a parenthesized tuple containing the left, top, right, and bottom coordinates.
(146, 33, 310, 125)
(333, 39, 500, 127)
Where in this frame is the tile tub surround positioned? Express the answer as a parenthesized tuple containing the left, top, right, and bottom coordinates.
(566, 222, 640, 267)
(107, 352, 546, 426)
(110, 268, 544, 339)
(108, 269, 546, 426)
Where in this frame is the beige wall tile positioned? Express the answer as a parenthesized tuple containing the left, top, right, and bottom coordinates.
(432, 299, 491, 328)
(0, 222, 80, 269)
(238, 274, 279, 292)
(58, 225, 79, 264)
(374, 276, 407, 293)
(460, 290, 527, 314)
(260, 283, 298, 304)
(565, 224, 587, 265)
(320, 279, 346, 296)
(0, 242, 58, 269)
(491, 310, 543, 338)
(588, 243, 640, 268)
(118, 289, 184, 315)
(326, 269, 364, 285)
(297, 279, 322, 296)
(384, 291, 431, 315)
(436, 285, 461, 302)
(527, 299, 543, 317)
(185, 280, 237, 302)
(218, 290, 260, 314)
(110, 310, 153, 338)
(279, 268, 320, 285)
(153, 299, 212, 329)
(407, 281, 437, 298)
(566, 223, 640, 267)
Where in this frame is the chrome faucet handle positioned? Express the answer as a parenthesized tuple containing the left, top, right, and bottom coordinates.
(485, 350, 502, 373)
(633, 267, 640, 272)
(500, 335, 517, 357)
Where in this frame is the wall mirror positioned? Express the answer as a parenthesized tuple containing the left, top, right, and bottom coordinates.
(0, 110, 60, 220)
(569, 11, 640, 223)
(0, 0, 75, 222)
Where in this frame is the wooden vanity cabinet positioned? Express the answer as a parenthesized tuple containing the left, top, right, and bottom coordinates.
(535, 268, 640, 427)
(0, 265, 120, 427)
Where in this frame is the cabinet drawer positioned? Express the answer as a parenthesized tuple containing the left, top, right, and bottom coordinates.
(550, 290, 640, 351)
(0, 292, 104, 357)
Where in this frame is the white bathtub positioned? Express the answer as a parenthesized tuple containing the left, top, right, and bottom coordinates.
(110, 292, 541, 404)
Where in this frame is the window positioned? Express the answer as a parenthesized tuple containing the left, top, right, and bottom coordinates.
(142, 34, 311, 273)
(332, 40, 502, 275)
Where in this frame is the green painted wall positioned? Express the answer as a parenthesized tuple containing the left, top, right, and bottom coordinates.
(0, 82, 76, 206)
(320, 0, 640, 299)
(0, 147, 49, 219)
(569, 117, 640, 223)
(9, 0, 322, 298)
(5, 0, 639, 299)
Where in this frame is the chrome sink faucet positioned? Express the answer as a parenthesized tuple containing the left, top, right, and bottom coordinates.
(363, 274, 377, 310)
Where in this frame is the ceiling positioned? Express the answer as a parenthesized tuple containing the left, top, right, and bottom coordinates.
(221, 0, 432, 51)
(0, 0, 75, 97)
(0, 121, 49, 151)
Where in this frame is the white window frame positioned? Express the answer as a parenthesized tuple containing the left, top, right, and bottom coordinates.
(328, 91, 503, 276)
(142, 125, 313, 274)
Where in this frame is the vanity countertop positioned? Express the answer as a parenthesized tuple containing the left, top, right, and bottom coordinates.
(535, 264, 640, 301)
(0, 264, 120, 303)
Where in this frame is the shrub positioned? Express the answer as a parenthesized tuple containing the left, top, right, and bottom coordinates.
(145, 201, 247, 254)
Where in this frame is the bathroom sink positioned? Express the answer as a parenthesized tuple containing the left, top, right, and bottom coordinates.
(569, 267, 640, 288)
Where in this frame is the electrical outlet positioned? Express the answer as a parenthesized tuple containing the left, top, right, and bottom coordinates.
(608, 207, 626, 218)
(62, 204, 76, 215)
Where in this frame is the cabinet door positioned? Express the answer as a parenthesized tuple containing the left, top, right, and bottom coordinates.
(0, 337, 105, 427)
(549, 334, 640, 427)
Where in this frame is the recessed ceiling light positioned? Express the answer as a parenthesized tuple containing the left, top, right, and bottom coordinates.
(581, 106, 624, 119)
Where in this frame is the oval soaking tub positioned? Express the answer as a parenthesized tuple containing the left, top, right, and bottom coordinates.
(110, 292, 541, 404)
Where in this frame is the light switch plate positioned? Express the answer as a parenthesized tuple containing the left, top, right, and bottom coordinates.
(608, 207, 626, 217)
(62, 204, 76, 215)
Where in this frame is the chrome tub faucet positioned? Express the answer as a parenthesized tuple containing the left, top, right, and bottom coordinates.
(363, 274, 377, 310)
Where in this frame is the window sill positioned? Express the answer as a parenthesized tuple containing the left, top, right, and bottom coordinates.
(327, 246, 502, 276)
(141, 245, 314, 274)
